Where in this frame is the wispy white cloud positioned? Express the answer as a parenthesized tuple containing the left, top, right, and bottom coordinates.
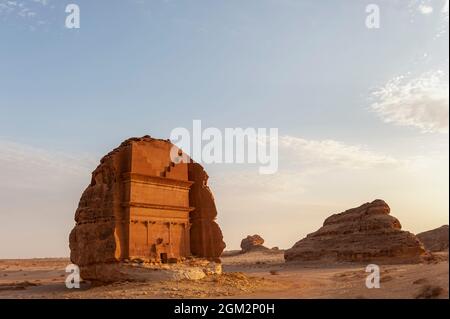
(443, 0, 449, 13)
(279, 136, 398, 170)
(0, 138, 95, 258)
(211, 134, 401, 204)
(0, 0, 50, 23)
(405, 0, 450, 38)
(0, 139, 95, 191)
(418, 4, 434, 14)
(32, 0, 48, 5)
(436, 0, 449, 37)
(371, 70, 449, 133)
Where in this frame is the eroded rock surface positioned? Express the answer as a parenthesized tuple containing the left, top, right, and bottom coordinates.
(417, 225, 449, 252)
(285, 200, 426, 263)
(189, 163, 226, 260)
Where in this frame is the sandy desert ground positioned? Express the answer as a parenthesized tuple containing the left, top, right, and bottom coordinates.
(0, 250, 448, 299)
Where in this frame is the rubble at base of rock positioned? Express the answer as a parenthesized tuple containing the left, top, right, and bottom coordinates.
(80, 258, 223, 283)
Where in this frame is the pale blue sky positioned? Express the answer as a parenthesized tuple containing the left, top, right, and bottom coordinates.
(0, 0, 448, 258)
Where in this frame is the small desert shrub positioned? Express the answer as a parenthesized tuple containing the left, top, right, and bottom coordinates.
(415, 285, 444, 299)
(412, 278, 428, 285)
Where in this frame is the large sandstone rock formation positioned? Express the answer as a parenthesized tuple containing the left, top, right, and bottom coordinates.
(417, 225, 449, 252)
(69, 136, 225, 282)
(285, 200, 426, 263)
(240, 235, 267, 252)
(189, 163, 226, 258)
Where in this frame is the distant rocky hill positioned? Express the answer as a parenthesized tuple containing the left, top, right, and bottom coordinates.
(417, 225, 449, 252)
(240, 234, 269, 252)
(285, 199, 426, 263)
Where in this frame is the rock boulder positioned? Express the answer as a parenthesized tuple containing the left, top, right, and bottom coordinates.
(240, 234, 267, 252)
(284, 200, 426, 263)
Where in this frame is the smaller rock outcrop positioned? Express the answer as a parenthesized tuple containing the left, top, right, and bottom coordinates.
(240, 235, 268, 252)
(285, 200, 426, 263)
(417, 225, 449, 252)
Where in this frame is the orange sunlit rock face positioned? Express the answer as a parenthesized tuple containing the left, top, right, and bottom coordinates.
(284, 199, 427, 263)
(69, 136, 225, 280)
